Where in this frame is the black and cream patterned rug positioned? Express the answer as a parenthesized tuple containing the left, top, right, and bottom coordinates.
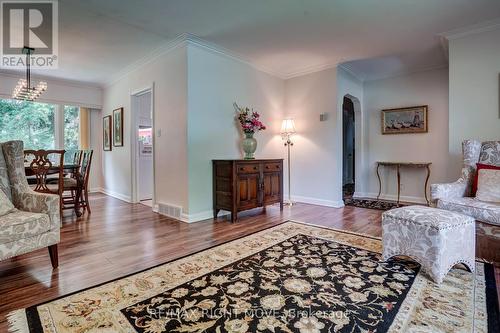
(344, 198, 403, 211)
(8, 222, 499, 332)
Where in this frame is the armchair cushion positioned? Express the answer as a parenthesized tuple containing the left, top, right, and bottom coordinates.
(476, 169, 500, 203)
(0, 210, 51, 243)
(478, 141, 500, 166)
(473, 163, 500, 195)
(0, 190, 15, 216)
(437, 197, 500, 226)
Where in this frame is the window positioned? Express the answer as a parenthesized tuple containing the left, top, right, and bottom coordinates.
(64, 105, 80, 153)
(0, 98, 56, 149)
(0, 98, 82, 155)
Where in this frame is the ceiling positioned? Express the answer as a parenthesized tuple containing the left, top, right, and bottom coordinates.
(4, 0, 500, 86)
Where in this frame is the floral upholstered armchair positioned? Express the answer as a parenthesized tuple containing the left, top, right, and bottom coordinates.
(430, 140, 500, 226)
(0, 141, 60, 268)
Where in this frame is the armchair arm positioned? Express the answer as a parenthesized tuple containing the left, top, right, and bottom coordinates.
(430, 166, 473, 205)
(16, 191, 61, 228)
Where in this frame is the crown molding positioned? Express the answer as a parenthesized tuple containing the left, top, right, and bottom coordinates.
(0, 69, 102, 90)
(103, 34, 189, 87)
(337, 63, 364, 82)
(362, 64, 448, 83)
(282, 62, 339, 80)
(184, 33, 285, 79)
(439, 17, 500, 40)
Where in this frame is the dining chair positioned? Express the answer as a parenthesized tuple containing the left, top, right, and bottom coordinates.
(61, 150, 93, 215)
(24, 149, 66, 217)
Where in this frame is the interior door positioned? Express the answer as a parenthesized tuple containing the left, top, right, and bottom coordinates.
(237, 173, 260, 210)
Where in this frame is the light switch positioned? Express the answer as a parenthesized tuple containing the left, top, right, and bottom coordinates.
(157, 129, 161, 137)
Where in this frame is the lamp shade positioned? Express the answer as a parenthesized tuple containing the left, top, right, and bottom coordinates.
(280, 119, 296, 135)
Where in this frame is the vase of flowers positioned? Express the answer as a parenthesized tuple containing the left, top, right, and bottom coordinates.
(234, 103, 266, 159)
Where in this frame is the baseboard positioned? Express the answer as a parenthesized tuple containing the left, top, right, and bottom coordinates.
(291, 195, 344, 208)
(100, 188, 133, 203)
(180, 210, 230, 223)
(89, 187, 102, 193)
(353, 191, 427, 205)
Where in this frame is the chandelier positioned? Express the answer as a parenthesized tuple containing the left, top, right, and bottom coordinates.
(12, 47, 47, 101)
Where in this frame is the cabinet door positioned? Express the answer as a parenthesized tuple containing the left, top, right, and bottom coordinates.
(263, 171, 281, 204)
(237, 174, 260, 210)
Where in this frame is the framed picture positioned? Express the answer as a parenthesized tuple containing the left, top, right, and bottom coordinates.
(103, 115, 112, 151)
(381, 105, 428, 134)
(113, 107, 124, 147)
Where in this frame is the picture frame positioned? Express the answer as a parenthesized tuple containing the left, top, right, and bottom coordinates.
(113, 107, 124, 147)
(103, 115, 112, 151)
(381, 105, 428, 135)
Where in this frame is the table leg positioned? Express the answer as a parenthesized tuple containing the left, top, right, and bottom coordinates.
(74, 173, 83, 217)
(376, 163, 382, 200)
(424, 164, 431, 206)
(396, 164, 401, 207)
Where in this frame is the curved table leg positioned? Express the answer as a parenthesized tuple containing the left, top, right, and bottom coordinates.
(376, 163, 382, 200)
(424, 164, 431, 206)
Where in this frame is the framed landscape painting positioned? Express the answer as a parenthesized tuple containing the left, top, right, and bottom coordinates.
(381, 105, 428, 134)
(113, 107, 124, 147)
(103, 115, 112, 151)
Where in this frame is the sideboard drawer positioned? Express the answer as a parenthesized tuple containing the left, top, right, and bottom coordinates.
(237, 163, 260, 174)
(264, 162, 281, 172)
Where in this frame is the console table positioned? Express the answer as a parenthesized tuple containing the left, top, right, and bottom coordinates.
(213, 159, 283, 222)
(376, 162, 432, 206)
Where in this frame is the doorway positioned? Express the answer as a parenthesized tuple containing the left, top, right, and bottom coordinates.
(132, 89, 154, 206)
(342, 96, 355, 201)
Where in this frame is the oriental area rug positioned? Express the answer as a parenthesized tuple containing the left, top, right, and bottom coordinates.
(8, 222, 499, 333)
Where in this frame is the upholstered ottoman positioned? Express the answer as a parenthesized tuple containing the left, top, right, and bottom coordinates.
(382, 206, 475, 284)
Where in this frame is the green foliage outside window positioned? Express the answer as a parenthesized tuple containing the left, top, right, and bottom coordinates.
(0, 99, 55, 149)
(0, 99, 80, 157)
(64, 105, 80, 161)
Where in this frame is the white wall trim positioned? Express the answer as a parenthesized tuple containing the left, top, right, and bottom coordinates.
(100, 188, 133, 203)
(105, 34, 188, 87)
(291, 195, 344, 208)
(439, 17, 500, 40)
(353, 192, 427, 205)
(185, 34, 284, 79)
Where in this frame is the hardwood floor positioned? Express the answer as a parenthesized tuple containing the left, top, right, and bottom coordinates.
(0, 193, 498, 331)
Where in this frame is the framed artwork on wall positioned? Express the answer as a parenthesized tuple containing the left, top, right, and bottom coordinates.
(103, 115, 112, 151)
(381, 105, 428, 135)
(113, 107, 124, 147)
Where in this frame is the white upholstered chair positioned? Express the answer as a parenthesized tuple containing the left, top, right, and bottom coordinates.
(430, 140, 500, 226)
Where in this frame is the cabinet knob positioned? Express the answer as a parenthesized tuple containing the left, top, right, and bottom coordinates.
(253, 166, 257, 170)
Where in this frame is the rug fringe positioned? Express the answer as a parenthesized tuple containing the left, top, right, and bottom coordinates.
(6, 309, 29, 333)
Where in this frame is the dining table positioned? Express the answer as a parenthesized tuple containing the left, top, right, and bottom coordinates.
(25, 163, 84, 217)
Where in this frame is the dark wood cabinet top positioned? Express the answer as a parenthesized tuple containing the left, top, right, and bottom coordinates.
(212, 159, 284, 162)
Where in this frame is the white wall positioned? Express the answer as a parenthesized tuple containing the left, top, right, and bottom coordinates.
(284, 67, 343, 207)
(0, 72, 102, 108)
(448, 28, 500, 176)
(102, 45, 188, 208)
(361, 68, 450, 202)
(186, 44, 285, 218)
(88, 109, 103, 191)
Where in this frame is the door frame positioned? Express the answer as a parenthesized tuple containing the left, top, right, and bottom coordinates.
(130, 83, 156, 207)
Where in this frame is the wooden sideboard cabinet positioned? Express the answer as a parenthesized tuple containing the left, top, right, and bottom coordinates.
(213, 159, 284, 222)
